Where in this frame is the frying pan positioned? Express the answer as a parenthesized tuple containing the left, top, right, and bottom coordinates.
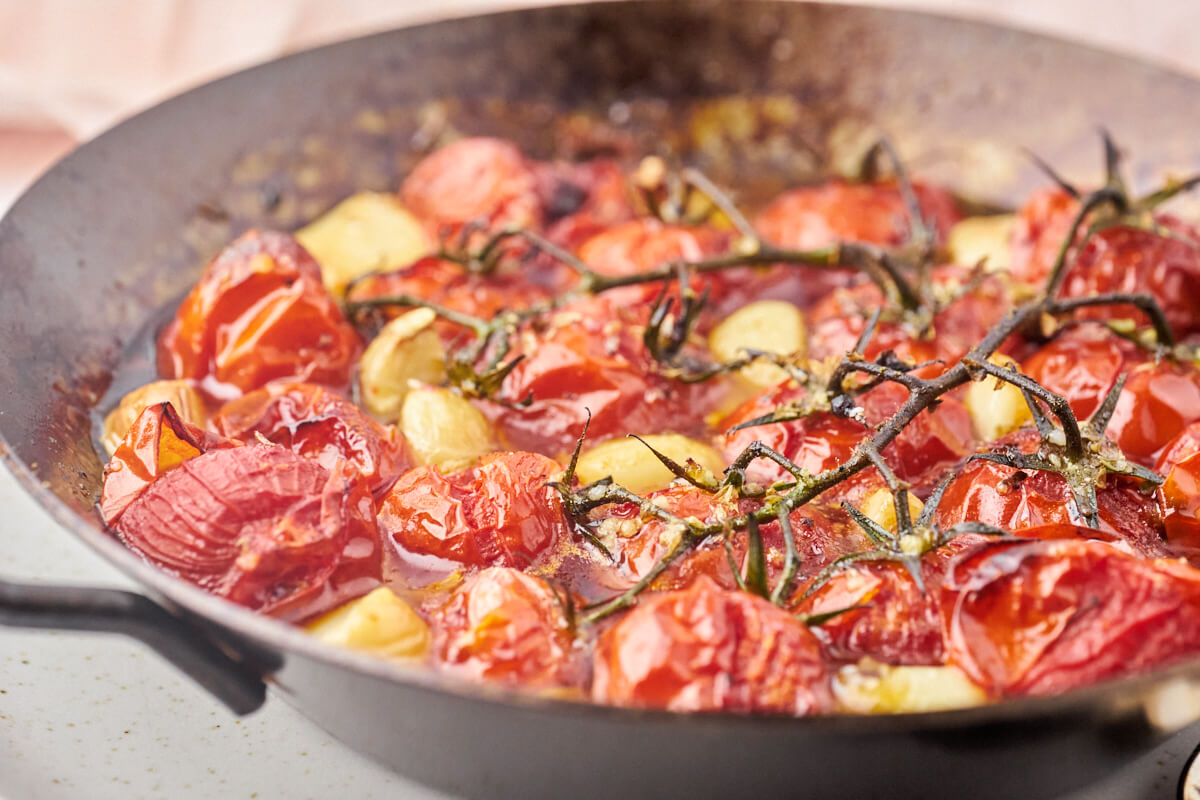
(5, 2, 1200, 798)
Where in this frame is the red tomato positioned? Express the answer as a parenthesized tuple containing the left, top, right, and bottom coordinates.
(577, 219, 729, 277)
(1009, 186, 1078, 286)
(400, 137, 541, 241)
(479, 295, 720, 456)
(211, 382, 410, 495)
(1023, 323, 1200, 464)
(805, 266, 1010, 368)
(1009, 186, 1200, 337)
(1159, 449, 1200, 561)
(941, 538, 1200, 696)
(1157, 421, 1200, 472)
(935, 429, 1167, 557)
(592, 576, 831, 714)
(112, 444, 381, 621)
(157, 230, 361, 401)
(755, 180, 961, 250)
(793, 557, 951, 667)
(430, 567, 579, 689)
(100, 402, 238, 525)
(535, 159, 636, 252)
(346, 255, 553, 333)
(378, 451, 566, 568)
(719, 380, 972, 492)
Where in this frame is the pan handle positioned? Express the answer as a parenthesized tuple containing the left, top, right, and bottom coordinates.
(0, 577, 267, 715)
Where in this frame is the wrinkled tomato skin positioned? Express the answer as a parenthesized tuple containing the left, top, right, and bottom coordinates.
(101, 401, 238, 525)
(793, 556, 955, 667)
(346, 256, 553, 336)
(1156, 421, 1200, 472)
(940, 538, 1200, 696)
(755, 180, 961, 250)
(595, 485, 857, 590)
(378, 451, 567, 569)
(1023, 324, 1200, 464)
(430, 567, 580, 689)
(719, 381, 972, 492)
(936, 430, 1167, 557)
(482, 295, 721, 456)
(113, 444, 381, 621)
(157, 230, 361, 401)
(1009, 186, 1200, 336)
(212, 382, 410, 496)
(592, 576, 832, 714)
(806, 266, 1010, 368)
(577, 220, 728, 278)
(399, 137, 541, 240)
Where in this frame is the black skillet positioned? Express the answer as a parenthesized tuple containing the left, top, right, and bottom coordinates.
(5, 3, 1200, 798)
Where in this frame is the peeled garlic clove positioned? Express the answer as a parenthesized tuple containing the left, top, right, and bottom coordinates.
(834, 659, 988, 714)
(964, 354, 1032, 442)
(359, 307, 446, 423)
(574, 433, 725, 495)
(859, 487, 925, 533)
(307, 586, 430, 659)
(708, 300, 807, 389)
(947, 214, 1016, 273)
(400, 385, 495, 472)
(296, 192, 431, 295)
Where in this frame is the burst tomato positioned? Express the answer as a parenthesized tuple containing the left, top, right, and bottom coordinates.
(535, 158, 636, 252)
(211, 382, 410, 496)
(100, 401, 238, 525)
(941, 538, 1200, 696)
(112, 443, 381, 620)
(430, 567, 579, 689)
(157, 230, 361, 401)
(592, 576, 832, 714)
(935, 430, 1166, 556)
(479, 295, 720, 456)
(378, 451, 566, 568)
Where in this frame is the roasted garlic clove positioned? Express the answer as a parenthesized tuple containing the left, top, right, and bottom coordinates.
(306, 586, 430, 659)
(359, 308, 446, 423)
(574, 433, 725, 494)
(709, 300, 807, 389)
(400, 385, 495, 472)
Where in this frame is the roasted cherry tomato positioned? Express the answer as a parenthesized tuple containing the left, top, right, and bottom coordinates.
(941, 538, 1200, 696)
(400, 137, 541, 241)
(212, 382, 410, 495)
(1009, 186, 1200, 337)
(935, 429, 1166, 557)
(100, 401, 237, 525)
(792, 550, 964, 667)
(592, 576, 831, 714)
(755, 180, 961, 250)
(1023, 323, 1200, 464)
(480, 295, 721, 456)
(1159, 446, 1200, 561)
(534, 159, 636, 252)
(430, 567, 580, 689)
(577, 219, 729, 278)
(806, 266, 1011, 368)
(157, 230, 361, 401)
(720, 380, 972, 492)
(378, 451, 566, 568)
(112, 443, 381, 620)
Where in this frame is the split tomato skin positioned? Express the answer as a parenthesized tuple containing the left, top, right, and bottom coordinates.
(212, 382, 410, 496)
(378, 451, 567, 569)
(592, 576, 832, 714)
(157, 230, 361, 401)
(100, 401, 238, 525)
(940, 537, 1200, 697)
(112, 443, 382, 621)
(430, 567, 580, 689)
